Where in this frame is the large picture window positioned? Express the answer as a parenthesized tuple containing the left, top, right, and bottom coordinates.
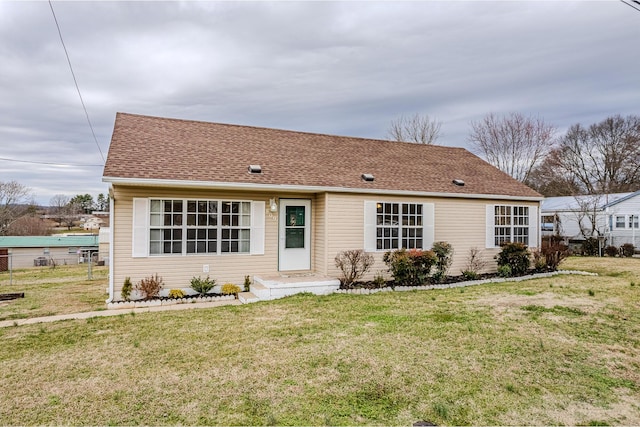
(149, 199, 251, 255)
(376, 202, 423, 250)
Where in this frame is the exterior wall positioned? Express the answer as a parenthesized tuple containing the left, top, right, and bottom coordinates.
(110, 185, 317, 300)
(4, 247, 81, 268)
(324, 193, 540, 280)
(313, 193, 328, 276)
(606, 195, 640, 248)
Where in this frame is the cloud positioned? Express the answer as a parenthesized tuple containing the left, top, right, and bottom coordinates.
(0, 1, 638, 204)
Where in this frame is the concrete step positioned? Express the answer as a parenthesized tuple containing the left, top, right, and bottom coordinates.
(238, 291, 260, 304)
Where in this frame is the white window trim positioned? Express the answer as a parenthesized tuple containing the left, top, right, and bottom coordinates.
(486, 204, 538, 249)
(364, 201, 434, 252)
(132, 197, 265, 258)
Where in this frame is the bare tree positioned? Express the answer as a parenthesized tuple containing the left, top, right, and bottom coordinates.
(468, 112, 557, 184)
(6, 215, 51, 236)
(551, 115, 640, 194)
(0, 180, 32, 235)
(49, 194, 70, 227)
(386, 113, 442, 144)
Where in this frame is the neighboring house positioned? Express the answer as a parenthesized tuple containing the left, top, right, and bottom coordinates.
(0, 235, 99, 270)
(102, 113, 542, 302)
(82, 216, 105, 230)
(541, 191, 640, 248)
(98, 227, 110, 265)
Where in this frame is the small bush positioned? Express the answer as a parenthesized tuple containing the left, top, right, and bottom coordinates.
(168, 289, 185, 299)
(461, 247, 486, 277)
(604, 245, 618, 257)
(190, 276, 216, 295)
(531, 250, 547, 273)
(372, 271, 387, 288)
(221, 283, 241, 297)
(383, 248, 437, 286)
(121, 277, 133, 301)
(461, 270, 479, 280)
(431, 241, 454, 282)
(136, 273, 164, 300)
(496, 242, 531, 276)
(541, 237, 571, 271)
(621, 243, 635, 258)
(497, 264, 512, 278)
(582, 237, 600, 256)
(335, 249, 374, 288)
(243, 275, 252, 292)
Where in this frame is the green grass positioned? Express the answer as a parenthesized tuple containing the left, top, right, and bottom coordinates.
(0, 257, 639, 425)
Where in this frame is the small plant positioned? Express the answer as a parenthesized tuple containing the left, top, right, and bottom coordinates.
(431, 241, 453, 282)
(588, 289, 595, 297)
(121, 277, 133, 301)
(335, 249, 374, 289)
(497, 264, 512, 278)
(372, 271, 386, 288)
(243, 275, 252, 292)
(531, 249, 547, 272)
(462, 247, 486, 277)
(461, 270, 479, 280)
(495, 242, 530, 276)
(541, 236, 571, 271)
(190, 276, 216, 295)
(135, 273, 164, 300)
(221, 283, 241, 297)
(582, 237, 600, 256)
(383, 248, 437, 287)
(621, 243, 635, 258)
(168, 289, 185, 299)
(604, 245, 618, 257)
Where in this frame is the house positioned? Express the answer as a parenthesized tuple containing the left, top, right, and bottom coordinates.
(0, 235, 99, 270)
(102, 112, 542, 303)
(82, 216, 105, 230)
(541, 191, 640, 249)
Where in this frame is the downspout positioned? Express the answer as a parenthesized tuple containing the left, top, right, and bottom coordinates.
(106, 186, 115, 303)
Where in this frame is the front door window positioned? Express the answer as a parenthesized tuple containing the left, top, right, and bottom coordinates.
(285, 206, 306, 248)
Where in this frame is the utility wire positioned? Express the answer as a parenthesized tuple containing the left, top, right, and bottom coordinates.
(48, 0, 106, 164)
(0, 156, 104, 167)
(620, 0, 640, 12)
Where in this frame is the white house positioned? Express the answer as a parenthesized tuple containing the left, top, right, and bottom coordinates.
(541, 191, 640, 248)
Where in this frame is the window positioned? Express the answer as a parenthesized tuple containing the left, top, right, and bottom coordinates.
(149, 199, 251, 255)
(629, 215, 639, 229)
(375, 202, 423, 250)
(615, 215, 626, 229)
(493, 205, 529, 246)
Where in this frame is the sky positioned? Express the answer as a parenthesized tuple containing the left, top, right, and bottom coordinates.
(0, 1, 638, 205)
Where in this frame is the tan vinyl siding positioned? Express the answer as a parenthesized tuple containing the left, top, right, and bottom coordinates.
(313, 193, 328, 276)
(324, 193, 540, 280)
(112, 185, 285, 299)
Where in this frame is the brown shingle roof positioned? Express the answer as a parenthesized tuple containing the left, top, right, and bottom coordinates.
(103, 112, 542, 199)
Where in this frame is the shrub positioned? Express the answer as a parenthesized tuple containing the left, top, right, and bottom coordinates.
(531, 249, 547, 272)
(461, 270, 479, 280)
(168, 289, 185, 299)
(604, 245, 618, 257)
(190, 276, 216, 295)
(541, 237, 571, 271)
(621, 243, 635, 258)
(582, 237, 600, 256)
(243, 275, 252, 292)
(431, 241, 454, 282)
(495, 242, 530, 276)
(461, 247, 486, 277)
(497, 264, 512, 278)
(121, 277, 133, 301)
(136, 273, 164, 300)
(335, 249, 374, 289)
(383, 248, 437, 287)
(372, 271, 387, 288)
(221, 283, 241, 297)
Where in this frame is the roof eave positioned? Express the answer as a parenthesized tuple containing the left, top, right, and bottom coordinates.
(103, 176, 544, 202)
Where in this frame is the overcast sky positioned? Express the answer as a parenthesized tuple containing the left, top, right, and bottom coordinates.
(0, 1, 638, 205)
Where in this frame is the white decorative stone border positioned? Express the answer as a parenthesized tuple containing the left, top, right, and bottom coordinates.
(334, 270, 598, 295)
(107, 294, 236, 310)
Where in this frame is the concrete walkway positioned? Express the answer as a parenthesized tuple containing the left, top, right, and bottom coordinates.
(0, 299, 242, 329)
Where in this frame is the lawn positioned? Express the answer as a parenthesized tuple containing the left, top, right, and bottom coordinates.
(0, 257, 639, 425)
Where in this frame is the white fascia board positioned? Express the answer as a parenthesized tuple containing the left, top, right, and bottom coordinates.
(102, 176, 544, 202)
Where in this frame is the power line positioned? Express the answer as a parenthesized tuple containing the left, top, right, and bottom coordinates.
(48, 0, 106, 164)
(0, 156, 104, 167)
(621, 0, 640, 12)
